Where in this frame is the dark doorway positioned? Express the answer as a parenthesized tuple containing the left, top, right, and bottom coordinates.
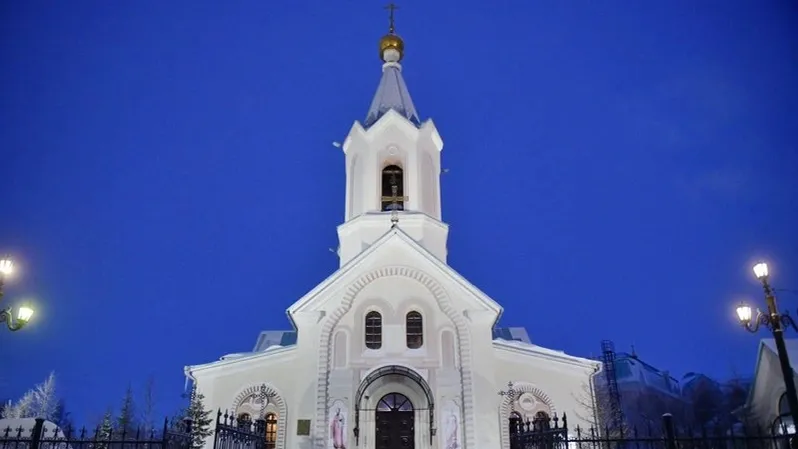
(375, 393, 414, 449)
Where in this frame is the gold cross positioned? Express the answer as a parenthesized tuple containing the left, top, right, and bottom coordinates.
(381, 185, 409, 204)
(385, 3, 399, 34)
(381, 185, 408, 226)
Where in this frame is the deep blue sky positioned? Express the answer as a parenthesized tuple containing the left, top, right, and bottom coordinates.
(1, 0, 797, 427)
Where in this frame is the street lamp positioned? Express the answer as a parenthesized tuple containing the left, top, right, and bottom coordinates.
(0, 303, 34, 331)
(736, 261, 798, 442)
(0, 255, 13, 296)
(0, 255, 35, 331)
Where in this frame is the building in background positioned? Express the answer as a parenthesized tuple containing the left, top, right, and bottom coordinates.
(595, 343, 692, 431)
(741, 338, 798, 436)
(596, 342, 753, 434)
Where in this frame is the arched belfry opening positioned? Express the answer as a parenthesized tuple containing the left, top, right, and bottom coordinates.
(381, 165, 405, 211)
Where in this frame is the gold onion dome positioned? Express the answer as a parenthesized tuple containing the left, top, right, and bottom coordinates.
(380, 33, 404, 62)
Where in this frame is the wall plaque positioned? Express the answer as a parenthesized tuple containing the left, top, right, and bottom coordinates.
(296, 419, 311, 436)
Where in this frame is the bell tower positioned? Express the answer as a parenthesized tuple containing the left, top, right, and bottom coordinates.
(337, 5, 447, 266)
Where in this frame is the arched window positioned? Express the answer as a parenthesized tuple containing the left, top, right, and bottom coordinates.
(406, 311, 423, 349)
(333, 331, 348, 368)
(773, 393, 796, 436)
(365, 311, 382, 349)
(780, 393, 791, 416)
(534, 411, 550, 431)
(265, 413, 277, 448)
(377, 393, 414, 411)
(381, 165, 404, 211)
(236, 413, 251, 429)
(509, 411, 523, 435)
(441, 330, 455, 367)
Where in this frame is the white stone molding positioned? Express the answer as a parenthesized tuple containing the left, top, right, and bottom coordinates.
(499, 381, 556, 449)
(230, 383, 287, 449)
(314, 265, 475, 449)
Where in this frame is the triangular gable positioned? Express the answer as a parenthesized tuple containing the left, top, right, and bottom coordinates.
(287, 226, 503, 325)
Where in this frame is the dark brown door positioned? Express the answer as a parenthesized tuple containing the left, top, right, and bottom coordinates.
(375, 393, 414, 449)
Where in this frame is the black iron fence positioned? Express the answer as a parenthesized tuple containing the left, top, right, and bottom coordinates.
(212, 411, 268, 449)
(0, 418, 193, 449)
(511, 413, 793, 449)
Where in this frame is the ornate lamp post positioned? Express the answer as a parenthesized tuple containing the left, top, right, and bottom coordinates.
(0, 255, 35, 331)
(736, 261, 798, 438)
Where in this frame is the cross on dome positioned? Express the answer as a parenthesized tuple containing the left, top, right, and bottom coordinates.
(365, 3, 420, 127)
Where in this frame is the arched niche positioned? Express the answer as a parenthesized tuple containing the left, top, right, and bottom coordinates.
(230, 384, 288, 449)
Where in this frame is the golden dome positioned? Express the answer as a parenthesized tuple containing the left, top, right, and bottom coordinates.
(379, 33, 404, 62)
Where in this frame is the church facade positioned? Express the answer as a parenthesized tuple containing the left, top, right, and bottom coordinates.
(184, 16, 601, 449)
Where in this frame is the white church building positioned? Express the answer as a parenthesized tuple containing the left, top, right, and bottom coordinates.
(185, 13, 601, 449)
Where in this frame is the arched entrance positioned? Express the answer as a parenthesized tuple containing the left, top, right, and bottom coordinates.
(353, 365, 434, 448)
(376, 393, 414, 449)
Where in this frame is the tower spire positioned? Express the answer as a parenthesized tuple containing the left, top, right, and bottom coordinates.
(366, 3, 418, 127)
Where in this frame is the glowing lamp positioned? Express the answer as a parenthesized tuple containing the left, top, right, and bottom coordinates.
(736, 303, 753, 324)
(753, 262, 769, 280)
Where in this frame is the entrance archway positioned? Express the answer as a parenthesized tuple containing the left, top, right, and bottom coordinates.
(375, 393, 414, 449)
(353, 365, 434, 448)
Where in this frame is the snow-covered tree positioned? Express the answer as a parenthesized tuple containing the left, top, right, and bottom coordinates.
(0, 372, 58, 420)
(140, 376, 156, 435)
(33, 372, 58, 420)
(1, 390, 36, 418)
(186, 390, 213, 449)
(94, 409, 114, 449)
(116, 385, 137, 436)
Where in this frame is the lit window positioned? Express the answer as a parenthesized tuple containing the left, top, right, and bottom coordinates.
(265, 413, 277, 448)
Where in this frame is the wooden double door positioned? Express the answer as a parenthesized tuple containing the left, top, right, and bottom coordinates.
(375, 393, 414, 449)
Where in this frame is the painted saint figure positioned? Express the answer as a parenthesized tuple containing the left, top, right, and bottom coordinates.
(330, 407, 346, 449)
(445, 410, 459, 449)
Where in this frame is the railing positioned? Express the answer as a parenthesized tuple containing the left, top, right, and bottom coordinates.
(1, 418, 192, 449)
(212, 411, 266, 449)
(510, 413, 793, 449)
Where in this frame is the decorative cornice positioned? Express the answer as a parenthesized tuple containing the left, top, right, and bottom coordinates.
(493, 340, 600, 370)
(185, 345, 297, 375)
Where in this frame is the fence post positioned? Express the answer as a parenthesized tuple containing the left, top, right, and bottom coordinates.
(661, 413, 677, 449)
(30, 418, 45, 449)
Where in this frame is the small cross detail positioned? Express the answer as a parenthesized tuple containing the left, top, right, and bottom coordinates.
(381, 184, 409, 226)
(384, 3, 399, 33)
(498, 381, 518, 412)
